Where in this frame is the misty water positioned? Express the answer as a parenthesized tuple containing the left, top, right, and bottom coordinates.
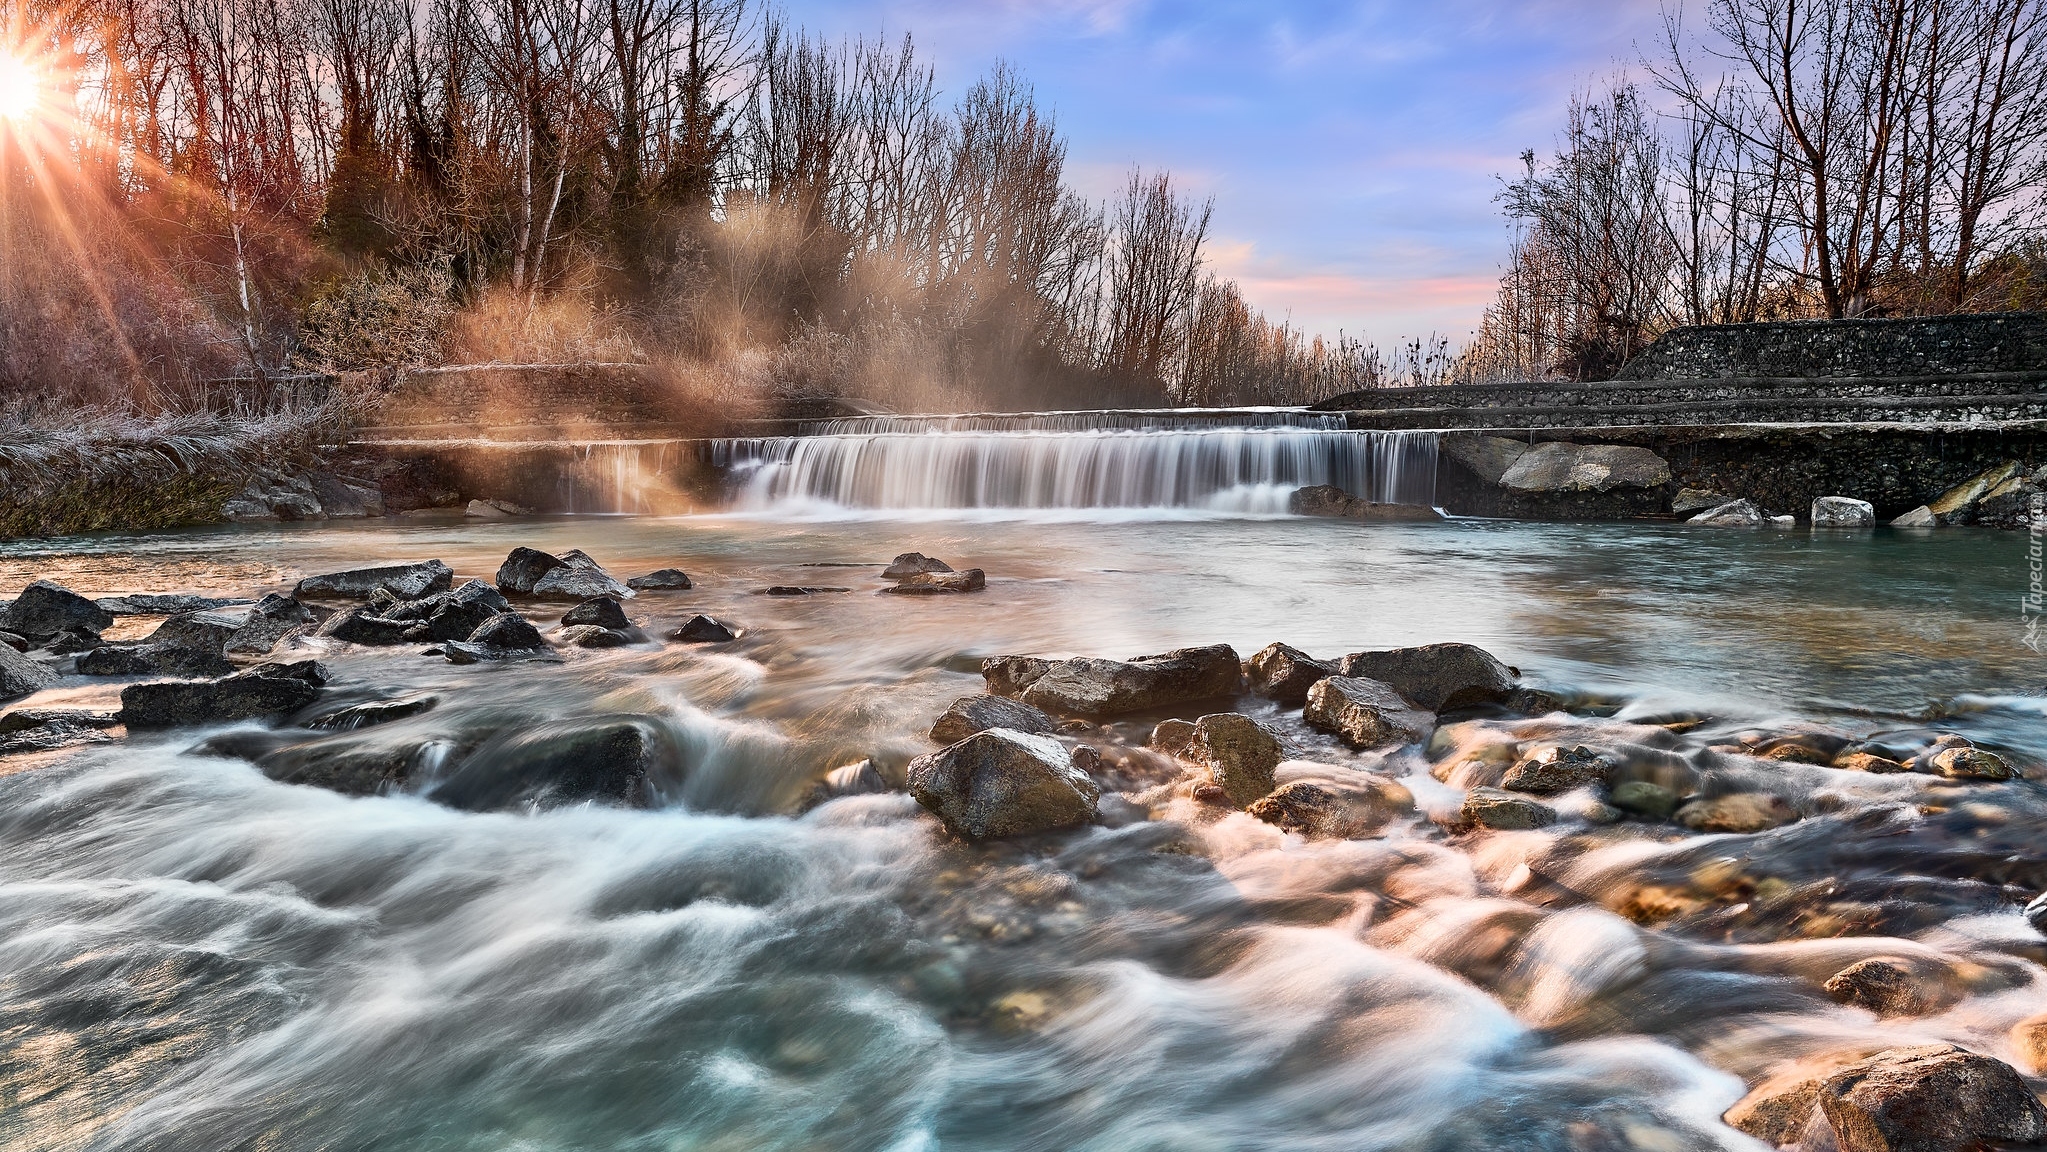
(3, 499, 2045, 1149)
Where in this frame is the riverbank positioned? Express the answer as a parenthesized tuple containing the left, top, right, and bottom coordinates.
(1, 515, 2044, 1150)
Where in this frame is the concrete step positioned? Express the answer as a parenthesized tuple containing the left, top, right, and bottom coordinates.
(1338, 393, 2047, 430)
(1311, 371, 2047, 415)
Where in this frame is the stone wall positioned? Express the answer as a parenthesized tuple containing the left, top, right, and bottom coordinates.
(1435, 424, 2047, 522)
(1614, 313, 2047, 380)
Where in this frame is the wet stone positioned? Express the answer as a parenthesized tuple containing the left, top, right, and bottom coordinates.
(316, 607, 418, 647)
(1461, 786, 1556, 830)
(226, 594, 313, 655)
(930, 694, 1057, 746)
(908, 728, 1100, 841)
(295, 560, 454, 601)
(982, 656, 1053, 698)
(1149, 718, 1196, 756)
(1928, 745, 2016, 781)
(465, 613, 548, 650)
(1020, 645, 1242, 719)
(1303, 676, 1434, 749)
(1815, 1044, 2046, 1152)
(305, 695, 438, 732)
(558, 625, 634, 649)
(496, 547, 567, 595)
(817, 759, 889, 800)
(668, 615, 738, 643)
(429, 715, 679, 811)
(1184, 713, 1283, 808)
(77, 643, 236, 679)
(1, 580, 113, 641)
(1609, 780, 1681, 820)
(561, 596, 631, 631)
(1834, 750, 1910, 774)
(1674, 793, 1798, 833)
(627, 569, 692, 591)
(1246, 642, 1337, 705)
(883, 552, 954, 578)
(882, 569, 986, 595)
(1823, 958, 1925, 1016)
(1500, 745, 1616, 794)
(117, 662, 327, 730)
(532, 551, 632, 600)
(1338, 643, 1516, 711)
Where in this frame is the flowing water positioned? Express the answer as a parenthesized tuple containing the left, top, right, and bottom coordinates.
(2, 416, 2046, 1151)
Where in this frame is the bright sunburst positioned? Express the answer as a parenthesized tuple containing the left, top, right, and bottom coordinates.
(0, 55, 39, 122)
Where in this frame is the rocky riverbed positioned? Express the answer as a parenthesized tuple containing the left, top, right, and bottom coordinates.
(0, 514, 2042, 1151)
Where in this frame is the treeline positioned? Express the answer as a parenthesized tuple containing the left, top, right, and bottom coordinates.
(0, 0, 1413, 411)
(1462, 0, 2047, 383)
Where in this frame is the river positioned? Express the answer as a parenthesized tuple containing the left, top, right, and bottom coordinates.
(1, 436, 2044, 1150)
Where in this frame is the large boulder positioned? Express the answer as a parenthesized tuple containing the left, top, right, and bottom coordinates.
(1303, 677, 1434, 748)
(907, 728, 1101, 840)
(1288, 485, 1443, 522)
(1918, 461, 2022, 526)
(1184, 713, 1283, 807)
(1020, 645, 1242, 719)
(117, 662, 327, 730)
(1439, 434, 1530, 486)
(929, 694, 1057, 745)
(0, 642, 56, 701)
(1, 580, 113, 641)
(1816, 1045, 2046, 1152)
(1812, 496, 1877, 528)
(1338, 643, 1515, 711)
(561, 596, 631, 630)
(145, 609, 245, 653)
(429, 715, 681, 811)
(295, 560, 453, 601)
(1246, 642, 1338, 705)
(465, 613, 548, 650)
(225, 594, 312, 655)
(309, 473, 384, 518)
(1498, 443, 1671, 493)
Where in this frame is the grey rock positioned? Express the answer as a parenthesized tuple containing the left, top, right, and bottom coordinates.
(0, 707, 119, 735)
(422, 581, 513, 642)
(1439, 434, 1530, 486)
(1288, 484, 1443, 521)
(668, 615, 738, 643)
(464, 499, 512, 519)
(1500, 745, 1617, 794)
(96, 594, 248, 616)
(1303, 676, 1435, 748)
(1815, 1044, 2045, 1152)
(1928, 745, 2016, 781)
(316, 607, 418, 647)
(561, 596, 631, 631)
(117, 662, 327, 730)
(557, 625, 633, 649)
(310, 474, 384, 518)
(1020, 644, 1242, 719)
(466, 613, 548, 650)
(295, 560, 454, 601)
(1338, 643, 1516, 710)
(1149, 718, 1197, 756)
(882, 569, 986, 595)
(1689, 499, 1766, 527)
(1185, 713, 1284, 808)
(930, 694, 1057, 746)
(1812, 496, 1876, 528)
(429, 715, 681, 810)
(627, 569, 693, 591)
(0, 642, 57, 701)
(1672, 487, 1731, 514)
(496, 547, 567, 594)
(146, 609, 246, 653)
(1461, 786, 1556, 830)
(1, 580, 113, 641)
(77, 643, 235, 679)
(1891, 504, 1939, 527)
(226, 594, 313, 654)
(907, 728, 1101, 840)
(982, 656, 1053, 697)
(883, 552, 954, 578)
(2025, 891, 2047, 936)
(1499, 443, 1671, 493)
(40, 629, 105, 656)
(1246, 642, 1337, 706)
(1609, 780, 1681, 820)
(0, 631, 29, 652)
(530, 550, 632, 601)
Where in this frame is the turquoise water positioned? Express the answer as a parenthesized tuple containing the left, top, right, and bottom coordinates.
(0, 514, 2041, 1151)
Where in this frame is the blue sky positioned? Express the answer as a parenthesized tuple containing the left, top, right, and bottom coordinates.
(778, 0, 1669, 348)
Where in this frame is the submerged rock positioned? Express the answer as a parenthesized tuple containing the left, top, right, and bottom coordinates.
(0, 643, 57, 701)
(1303, 676, 1434, 749)
(1338, 643, 1516, 711)
(295, 560, 454, 601)
(1500, 745, 1617, 794)
(883, 552, 955, 578)
(1927, 744, 2016, 781)
(982, 656, 1054, 698)
(1184, 713, 1284, 808)
(1823, 958, 1926, 1016)
(929, 694, 1058, 745)
(1834, 750, 1910, 774)
(1609, 780, 1681, 819)
(429, 715, 680, 811)
(561, 596, 631, 631)
(226, 594, 313, 655)
(883, 569, 986, 595)
(1149, 718, 1196, 756)
(1815, 1045, 2045, 1152)
(117, 661, 327, 730)
(1246, 642, 1338, 705)
(305, 695, 438, 732)
(1, 580, 113, 641)
(1674, 793, 1797, 833)
(1249, 775, 1416, 838)
(1020, 645, 1242, 719)
(557, 625, 633, 649)
(907, 728, 1101, 840)
(818, 759, 889, 799)
(627, 569, 693, 591)
(668, 615, 738, 643)
(1461, 786, 1556, 830)
(258, 730, 435, 795)
(1812, 496, 1877, 527)
(1689, 499, 1766, 527)
(1288, 485, 1443, 522)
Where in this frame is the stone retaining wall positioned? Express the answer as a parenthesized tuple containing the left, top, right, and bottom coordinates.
(1615, 313, 2047, 380)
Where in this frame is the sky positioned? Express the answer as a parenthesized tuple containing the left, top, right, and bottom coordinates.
(777, 0, 1671, 349)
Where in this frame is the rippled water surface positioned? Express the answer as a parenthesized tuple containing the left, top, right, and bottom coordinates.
(1, 513, 2043, 1152)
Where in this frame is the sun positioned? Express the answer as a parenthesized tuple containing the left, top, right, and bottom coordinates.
(0, 55, 40, 122)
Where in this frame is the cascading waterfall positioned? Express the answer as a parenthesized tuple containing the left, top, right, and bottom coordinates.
(709, 411, 1438, 513)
